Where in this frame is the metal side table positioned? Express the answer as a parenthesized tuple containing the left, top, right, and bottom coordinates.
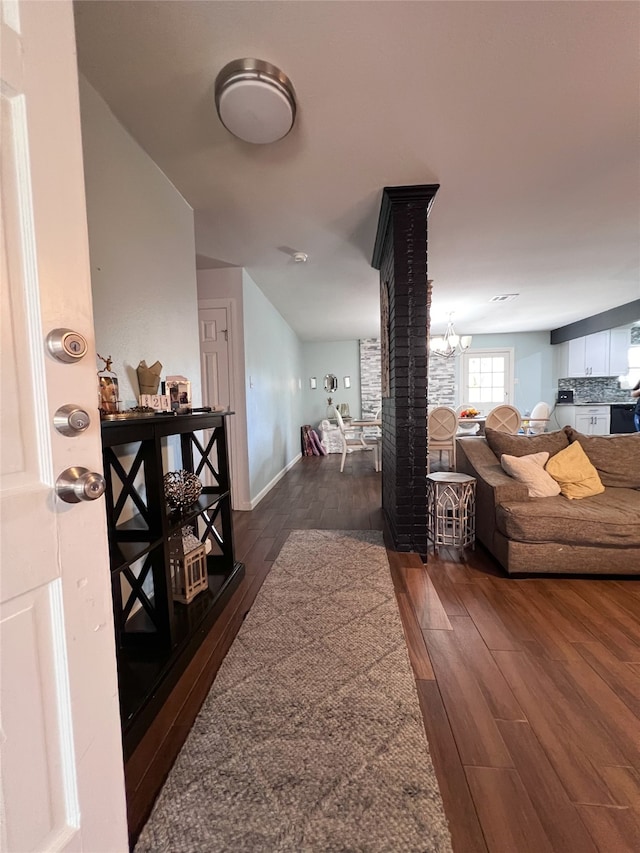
(426, 472, 476, 555)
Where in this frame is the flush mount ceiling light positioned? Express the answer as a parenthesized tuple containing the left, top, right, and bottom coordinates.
(214, 58, 297, 144)
(293, 252, 308, 264)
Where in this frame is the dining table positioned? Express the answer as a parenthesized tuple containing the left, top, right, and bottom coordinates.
(348, 419, 382, 429)
(457, 416, 487, 435)
(457, 415, 552, 436)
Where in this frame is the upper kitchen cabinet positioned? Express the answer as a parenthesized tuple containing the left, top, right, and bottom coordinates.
(557, 328, 630, 378)
(608, 328, 631, 375)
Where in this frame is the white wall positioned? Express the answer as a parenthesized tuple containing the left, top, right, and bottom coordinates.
(242, 271, 303, 503)
(198, 266, 243, 301)
(302, 341, 361, 426)
(79, 77, 201, 409)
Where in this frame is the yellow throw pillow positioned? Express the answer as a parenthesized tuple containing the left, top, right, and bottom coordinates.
(501, 452, 561, 498)
(544, 441, 605, 500)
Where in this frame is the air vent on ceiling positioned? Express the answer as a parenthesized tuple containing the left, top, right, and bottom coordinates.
(489, 294, 519, 303)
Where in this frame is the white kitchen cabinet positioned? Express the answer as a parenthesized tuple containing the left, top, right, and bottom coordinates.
(609, 328, 631, 376)
(583, 332, 608, 376)
(574, 405, 610, 435)
(561, 330, 628, 378)
(567, 337, 586, 377)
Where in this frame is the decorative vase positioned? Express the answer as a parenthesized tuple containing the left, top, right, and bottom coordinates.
(163, 470, 202, 510)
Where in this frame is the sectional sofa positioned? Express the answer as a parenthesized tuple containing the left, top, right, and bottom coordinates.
(456, 427, 640, 575)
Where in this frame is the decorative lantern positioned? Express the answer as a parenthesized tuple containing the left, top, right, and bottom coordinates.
(169, 526, 208, 604)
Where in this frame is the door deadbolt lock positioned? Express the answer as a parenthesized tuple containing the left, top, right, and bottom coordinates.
(56, 467, 106, 503)
(46, 328, 88, 363)
(54, 404, 91, 436)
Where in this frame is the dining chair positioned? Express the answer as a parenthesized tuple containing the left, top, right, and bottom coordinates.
(525, 401, 551, 435)
(427, 406, 458, 472)
(335, 410, 379, 472)
(485, 404, 521, 434)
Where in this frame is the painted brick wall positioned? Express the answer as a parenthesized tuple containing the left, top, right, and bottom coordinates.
(375, 193, 434, 557)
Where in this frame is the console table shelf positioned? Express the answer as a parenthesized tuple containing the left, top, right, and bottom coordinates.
(101, 412, 244, 758)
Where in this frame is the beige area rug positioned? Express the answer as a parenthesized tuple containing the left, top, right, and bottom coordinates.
(135, 530, 453, 852)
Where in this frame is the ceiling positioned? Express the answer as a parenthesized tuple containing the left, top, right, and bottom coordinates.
(73, 1, 639, 342)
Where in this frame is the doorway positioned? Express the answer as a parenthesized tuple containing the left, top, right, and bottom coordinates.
(198, 298, 250, 509)
(461, 348, 515, 409)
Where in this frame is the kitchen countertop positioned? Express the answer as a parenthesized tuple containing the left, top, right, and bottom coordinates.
(556, 401, 634, 406)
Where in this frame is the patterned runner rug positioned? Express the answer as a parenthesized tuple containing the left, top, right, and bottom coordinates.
(135, 529, 453, 852)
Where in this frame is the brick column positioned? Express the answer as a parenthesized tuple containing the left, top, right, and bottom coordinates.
(372, 185, 439, 556)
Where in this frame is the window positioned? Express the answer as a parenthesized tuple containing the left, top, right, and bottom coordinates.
(622, 345, 640, 389)
(461, 349, 514, 409)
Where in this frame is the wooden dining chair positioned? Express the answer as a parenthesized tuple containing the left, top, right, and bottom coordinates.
(485, 404, 521, 434)
(427, 406, 458, 472)
(335, 410, 379, 472)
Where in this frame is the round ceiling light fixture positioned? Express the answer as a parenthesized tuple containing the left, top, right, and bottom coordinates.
(214, 58, 297, 144)
(293, 252, 308, 264)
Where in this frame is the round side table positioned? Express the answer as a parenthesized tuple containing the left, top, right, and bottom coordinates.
(426, 472, 476, 555)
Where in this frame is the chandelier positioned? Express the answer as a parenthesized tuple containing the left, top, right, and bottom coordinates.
(429, 314, 472, 359)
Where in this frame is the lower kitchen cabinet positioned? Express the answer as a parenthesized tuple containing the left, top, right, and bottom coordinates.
(574, 406, 610, 435)
(557, 405, 611, 434)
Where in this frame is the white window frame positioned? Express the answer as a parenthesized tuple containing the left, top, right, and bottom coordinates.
(460, 348, 515, 409)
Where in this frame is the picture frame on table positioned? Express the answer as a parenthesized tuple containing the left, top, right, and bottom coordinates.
(165, 377, 191, 412)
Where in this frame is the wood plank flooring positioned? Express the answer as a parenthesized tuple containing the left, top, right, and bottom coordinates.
(126, 451, 640, 852)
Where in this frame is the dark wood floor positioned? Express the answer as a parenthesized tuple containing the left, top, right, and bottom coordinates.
(126, 451, 640, 852)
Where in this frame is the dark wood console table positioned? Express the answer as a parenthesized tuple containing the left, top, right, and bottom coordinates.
(101, 412, 244, 758)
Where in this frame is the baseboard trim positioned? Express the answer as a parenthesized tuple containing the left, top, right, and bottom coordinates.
(236, 453, 302, 511)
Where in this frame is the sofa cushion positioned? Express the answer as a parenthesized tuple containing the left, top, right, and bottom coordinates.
(496, 488, 640, 546)
(485, 428, 570, 461)
(564, 428, 640, 489)
(500, 452, 561, 498)
(545, 441, 605, 499)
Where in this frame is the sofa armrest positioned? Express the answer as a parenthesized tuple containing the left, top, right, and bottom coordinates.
(456, 437, 529, 554)
(457, 437, 529, 502)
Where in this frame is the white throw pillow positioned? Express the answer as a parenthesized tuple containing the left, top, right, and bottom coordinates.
(500, 451, 561, 498)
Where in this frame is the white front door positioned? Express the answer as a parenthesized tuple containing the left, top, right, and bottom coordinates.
(1, 2, 127, 851)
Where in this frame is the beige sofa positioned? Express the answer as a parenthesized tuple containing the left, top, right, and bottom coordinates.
(456, 427, 640, 575)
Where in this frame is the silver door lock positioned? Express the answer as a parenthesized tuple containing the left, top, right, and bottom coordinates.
(56, 467, 106, 503)
(54, 404, 91, 436)
(46, 328, 88, 363)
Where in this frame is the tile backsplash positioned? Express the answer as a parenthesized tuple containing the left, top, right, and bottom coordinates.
(557, 376, 631, 403)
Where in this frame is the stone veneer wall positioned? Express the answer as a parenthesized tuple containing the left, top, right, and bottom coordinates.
(427, 356, 456, 408)
(558, 377, 632, 403)
(360, 338, 455, 412)
(360, 339, 382, 419)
